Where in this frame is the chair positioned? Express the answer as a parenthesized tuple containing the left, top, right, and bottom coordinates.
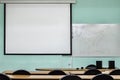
(48, 70, 66, 75)
(0, 73, 11, 80)
(12, 69, 31, 75)
(86, 64, 97, 69)
(92, 74, 114, 80)
(84, 69, 101, 75)
(109, 69, 120, 75)
(60, 75, 82, 80)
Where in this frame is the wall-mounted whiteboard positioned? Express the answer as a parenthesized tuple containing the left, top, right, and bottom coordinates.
(72, 24, 120, 57)
(5, 4, 71, 55)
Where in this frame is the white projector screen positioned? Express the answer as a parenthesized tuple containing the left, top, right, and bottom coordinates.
(5, 4, 71, 55)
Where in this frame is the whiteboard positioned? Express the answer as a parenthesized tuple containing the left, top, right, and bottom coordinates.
(5, 4, 71, 54)
(72, 24, 120, 57)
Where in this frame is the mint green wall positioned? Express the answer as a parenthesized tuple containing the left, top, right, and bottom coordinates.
(72, 0, 120, 23)
(0, 0, 120, 72)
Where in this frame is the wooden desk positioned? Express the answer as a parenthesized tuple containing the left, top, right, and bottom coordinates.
(36, 68, 80, 71)
(35, 68, 114, 72)
(35, 68, 115, 74)
(3, 70, 50, 75)
(3, 70, 85, 75)
(7, 75, 120, 80)
(3, 70, 112, 75)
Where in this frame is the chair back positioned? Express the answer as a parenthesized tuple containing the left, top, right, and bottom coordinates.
(92, 74, 113, 80)
(0, 73, 11, 80)
(84, 69, 101, 75)
(48, 70, 66, 75)
(60, 75, 82, 80)
(109, 69, 120, 75)
(12, 69, 30, 75)
(86, 64, 97, 69)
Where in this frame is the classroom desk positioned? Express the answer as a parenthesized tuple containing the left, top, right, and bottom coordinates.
(36, 68, 80, 71)
(3, 70, 50, 75)
(35, 68, 114, 75)
(3, 70, 111, 75)
(35, 68, 114, 72)
(7, 75, 120, 80)
(3, 70, 85, 75)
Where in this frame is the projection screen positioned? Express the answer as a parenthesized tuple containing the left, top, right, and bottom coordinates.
(5, 4, 71, 55)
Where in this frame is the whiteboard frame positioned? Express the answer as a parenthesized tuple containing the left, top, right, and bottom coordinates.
(4, 3, 72, 55)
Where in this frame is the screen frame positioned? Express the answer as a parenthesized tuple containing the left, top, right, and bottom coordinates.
(4, 3, 72, 55)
